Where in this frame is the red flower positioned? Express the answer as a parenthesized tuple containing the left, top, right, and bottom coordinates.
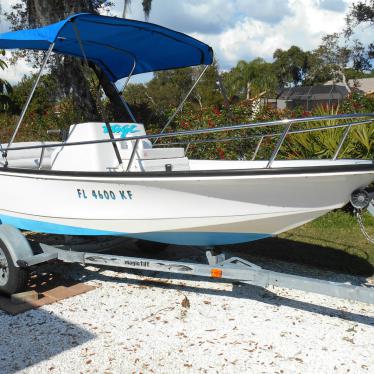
(217, 147, 225, 159)
(208, 119, 215, 128)
(180, 121, 190, 129)
(212, 107, 221, 116)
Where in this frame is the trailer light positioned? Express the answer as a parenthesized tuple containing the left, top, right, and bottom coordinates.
(211, 268, 222, 278)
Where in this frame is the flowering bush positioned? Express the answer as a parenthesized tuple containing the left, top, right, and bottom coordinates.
(0, 98, 82, 143)
(0, 91, 372, 161)
(154, 93, 374, 161)
(153, 101, 261, 160)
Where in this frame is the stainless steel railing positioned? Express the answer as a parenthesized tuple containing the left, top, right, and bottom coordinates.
(153, 117, 374, 163)
(1, 113, 373, 171)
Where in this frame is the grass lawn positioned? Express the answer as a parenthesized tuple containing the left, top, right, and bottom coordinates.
(232, 210, 374, 276)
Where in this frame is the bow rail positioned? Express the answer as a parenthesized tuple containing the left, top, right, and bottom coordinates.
(1, 113, 373, 171)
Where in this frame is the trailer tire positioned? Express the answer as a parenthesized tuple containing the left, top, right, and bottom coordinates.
(0, 239, 28, 295)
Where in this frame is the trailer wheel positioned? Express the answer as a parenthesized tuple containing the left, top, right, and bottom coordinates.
(0, 239, 28, 295)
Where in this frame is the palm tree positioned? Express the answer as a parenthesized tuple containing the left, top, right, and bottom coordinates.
(224, 59, 277, 100)
(123, 0, 153, 20)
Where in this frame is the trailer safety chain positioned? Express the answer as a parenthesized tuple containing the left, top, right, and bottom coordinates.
(355, 210, 374, 244)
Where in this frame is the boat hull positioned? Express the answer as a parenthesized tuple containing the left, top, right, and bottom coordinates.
(0, 163, 373, 246)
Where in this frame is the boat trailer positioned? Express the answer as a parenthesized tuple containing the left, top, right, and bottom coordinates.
(0, 224, 374, 306)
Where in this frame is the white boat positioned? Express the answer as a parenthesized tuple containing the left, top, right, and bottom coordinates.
(0, 13, 373, 247)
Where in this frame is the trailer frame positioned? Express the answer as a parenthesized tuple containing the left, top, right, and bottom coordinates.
(0, 224, 373, 305)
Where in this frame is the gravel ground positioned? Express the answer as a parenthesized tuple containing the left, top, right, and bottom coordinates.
(1, 244, 374, 374)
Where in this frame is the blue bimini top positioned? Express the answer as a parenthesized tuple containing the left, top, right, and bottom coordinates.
(0, 13, 214, 82)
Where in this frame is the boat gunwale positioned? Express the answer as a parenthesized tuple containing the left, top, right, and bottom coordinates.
(0, 162, 373, 179)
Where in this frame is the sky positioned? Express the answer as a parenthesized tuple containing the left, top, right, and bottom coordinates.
(0, 0, 370, 84)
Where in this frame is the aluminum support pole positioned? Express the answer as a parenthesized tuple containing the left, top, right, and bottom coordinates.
(252, 136, 263, 160)
(71, 21, 123, 168)
(266, 121, 292, 168)
(7, 43, 55, 150)
(113, 58, 138, 122)
(154, 65, 209, 144)
(112, 83, 137, 122)
(333, 125, 352, 160)
(126, 138, 140, 172)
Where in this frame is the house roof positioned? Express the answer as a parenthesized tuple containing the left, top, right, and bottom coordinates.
(324, 77, 374, 94)
(277, 85, 349, 101)
(349, 78, 374, 94)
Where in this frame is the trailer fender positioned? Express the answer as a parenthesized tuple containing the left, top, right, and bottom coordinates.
(0, 224, 33, 267)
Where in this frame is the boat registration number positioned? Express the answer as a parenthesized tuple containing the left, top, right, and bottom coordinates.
(76, 188, 133, 201)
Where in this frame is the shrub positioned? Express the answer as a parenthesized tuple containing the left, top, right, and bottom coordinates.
(1, 84, 372, 161)
(279, 98, 374, 160)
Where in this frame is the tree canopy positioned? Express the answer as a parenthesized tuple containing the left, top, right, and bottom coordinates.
(5, 0, 154, 121)
(222, 58, 277, 100)
(346, 1, 374, 59)
(273, 46, 311, 87)
(0, 51, 12, 112)
(1, 0, 373, 124)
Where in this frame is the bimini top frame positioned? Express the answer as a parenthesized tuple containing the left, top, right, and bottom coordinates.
(0, 13, 213, 82)
(0, 13, 214, 159)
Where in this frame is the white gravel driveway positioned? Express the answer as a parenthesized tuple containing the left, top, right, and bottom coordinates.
(0, 244, 374, 374)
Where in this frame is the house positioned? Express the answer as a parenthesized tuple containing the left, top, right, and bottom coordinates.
(324, 77, 374, 95)
(263, 77, 374, 110)
(348, 78, 374, 95)
(274, 85, 349, 110)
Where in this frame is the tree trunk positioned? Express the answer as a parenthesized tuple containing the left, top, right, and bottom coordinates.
(27, 0, 129, 121)
(123, 0, 153, 20)
(90, 64, 132, 121)
(26, 0, 96, 25)
(51, 58, 99, 120)
(339, 66, 351, 93)
(246, 81, 252, 100)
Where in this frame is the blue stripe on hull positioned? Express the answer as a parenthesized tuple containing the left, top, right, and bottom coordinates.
(130, 231, 270, 246)
(0, 214, 271, 246)
(0, 214, 117, 236)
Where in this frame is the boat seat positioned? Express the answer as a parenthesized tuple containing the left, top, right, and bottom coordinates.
(120, 143, 189, 172)
(0, 142, 57, 169)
